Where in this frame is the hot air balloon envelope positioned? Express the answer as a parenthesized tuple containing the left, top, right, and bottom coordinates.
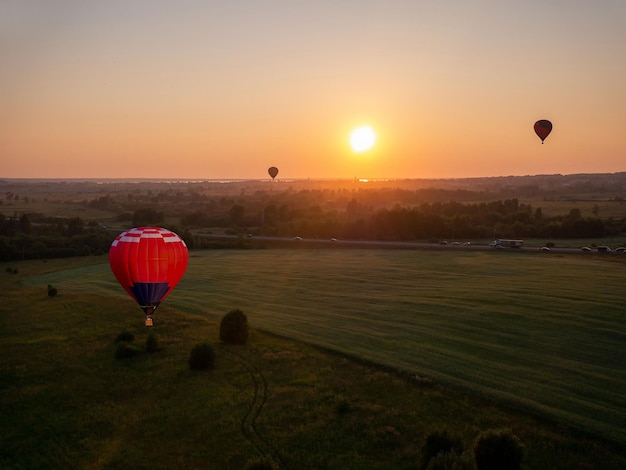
(534, 120, 552, 143)
(268, 166, 279, 180)
(109, 227, 188, 326)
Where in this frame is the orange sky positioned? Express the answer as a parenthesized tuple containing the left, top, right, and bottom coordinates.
(2, 1, 625, 180)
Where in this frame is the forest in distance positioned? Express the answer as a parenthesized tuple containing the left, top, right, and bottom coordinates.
(0, 172, 625, 261)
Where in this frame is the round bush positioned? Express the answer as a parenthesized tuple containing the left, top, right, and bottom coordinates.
(219, 309, 249, 344)
(474, 428, 524, 470)
(115, 342, 140, 360)
(426, 451, 473, 470)
(244, 457, 277, 470)
(188, 342, 215, 371)
(115, 331, 135, 343)
(421, 429, 463, 470)
(335, 398, 352, 415)
(47, 284, 58, 297)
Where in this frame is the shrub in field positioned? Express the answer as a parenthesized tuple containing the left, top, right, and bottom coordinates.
(146, 331, 160, 353)
(335, 398, 352, 415)
(244, 457, 277, 469)
(115, 342, 140, 360)
(474, 428, 524, 470)
(47, 284, 58, 297)
(219, 309, 249, 344)
(426, 451, 472, 470)
(421, 429, 463, 470)
(188, 342, 215, 371)
(115, 331, 135, 343)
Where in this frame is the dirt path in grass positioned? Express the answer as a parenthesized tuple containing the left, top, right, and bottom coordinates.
(222, 348, 283, 468)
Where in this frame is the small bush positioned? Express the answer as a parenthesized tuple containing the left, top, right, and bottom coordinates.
(335, 398, 352, 415)
(421, 429, 463, 470)
(219, 309, 249, 344)
(474, 428, 524, 470)
(146, 331, 160, 353)
(115, 331, 135, 343)
(115, 342, 140, 360)
(244, 457, 277, 470)
(188, 342, 215, 371)
(426, 451, 473, 470)
(47, 284, 58, 297)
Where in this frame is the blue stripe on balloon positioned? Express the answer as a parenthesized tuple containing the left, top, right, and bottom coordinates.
(130, 282, 170, 306)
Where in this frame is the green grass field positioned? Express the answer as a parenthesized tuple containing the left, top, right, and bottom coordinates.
(21, 249, 626, 446)
(3, 250, 626, 469)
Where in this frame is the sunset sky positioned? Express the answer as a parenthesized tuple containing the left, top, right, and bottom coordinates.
(2, 1, 625, 180)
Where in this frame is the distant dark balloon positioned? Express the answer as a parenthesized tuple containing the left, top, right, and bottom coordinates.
(268, 166, 279, 180)
(534, 120, 552, 144)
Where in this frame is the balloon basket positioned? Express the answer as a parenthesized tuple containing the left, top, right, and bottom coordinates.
(145, 316, 154, 327)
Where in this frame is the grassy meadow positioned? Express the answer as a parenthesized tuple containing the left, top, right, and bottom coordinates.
(2, 249, 626, 469)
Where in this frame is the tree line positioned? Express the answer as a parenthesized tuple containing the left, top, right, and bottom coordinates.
(0, 214, 117, 261)
(1, 188, 624, 260)
(244, 198, 621, 242)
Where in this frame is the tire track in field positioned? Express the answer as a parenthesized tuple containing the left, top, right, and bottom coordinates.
(222, 348, 283, 468)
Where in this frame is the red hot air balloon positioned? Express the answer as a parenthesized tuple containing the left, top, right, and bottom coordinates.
(534, 120, 553, 144)
(109, 227, 188, 326)
(268, 166, 279, 180)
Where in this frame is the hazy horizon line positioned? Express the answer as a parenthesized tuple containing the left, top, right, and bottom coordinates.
(2, 171, 625, 185)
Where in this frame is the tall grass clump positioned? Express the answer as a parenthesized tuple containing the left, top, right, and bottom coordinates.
(146, 331, 160, 353)
(219, 308, 249, 344)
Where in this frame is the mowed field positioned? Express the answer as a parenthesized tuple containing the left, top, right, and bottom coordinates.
(25, 248, 626, 446)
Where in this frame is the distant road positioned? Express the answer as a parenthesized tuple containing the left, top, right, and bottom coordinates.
(188, 232, 620, 255)
(102, 226, 622, 255)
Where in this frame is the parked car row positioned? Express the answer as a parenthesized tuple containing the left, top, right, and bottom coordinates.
(581, 246, 625, 253)
(226, 233, 625, 254)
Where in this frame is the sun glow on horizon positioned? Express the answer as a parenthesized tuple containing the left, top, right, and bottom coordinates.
(349, 126, 377, 153)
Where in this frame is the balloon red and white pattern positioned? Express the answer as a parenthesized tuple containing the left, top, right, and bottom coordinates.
(109, 227, 188, 324)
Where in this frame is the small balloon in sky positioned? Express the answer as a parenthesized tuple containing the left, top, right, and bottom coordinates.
(534, 120, 553, 144)
(268, 166, 279, 180)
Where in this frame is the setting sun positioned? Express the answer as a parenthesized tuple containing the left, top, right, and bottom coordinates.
(349, 126, 377, 153)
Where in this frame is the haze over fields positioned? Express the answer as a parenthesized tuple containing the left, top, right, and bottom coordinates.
(2, 1, 625, 180)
